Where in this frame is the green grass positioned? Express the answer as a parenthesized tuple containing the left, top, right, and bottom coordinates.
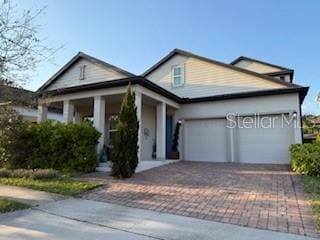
(301, 175, 320, 230)
(0, 177, 101, 196)
(0, 198, 29, 213)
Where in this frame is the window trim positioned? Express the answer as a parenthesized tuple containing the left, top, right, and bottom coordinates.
(171, 65, 185, 88)
(108, 115, 118, 146)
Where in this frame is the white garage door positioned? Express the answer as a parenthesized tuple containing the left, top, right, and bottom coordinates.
(184, 119, 227, 162)
(237, 114, 293, 164)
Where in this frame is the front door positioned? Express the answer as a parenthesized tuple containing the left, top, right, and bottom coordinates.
(166, 116, 173, 158)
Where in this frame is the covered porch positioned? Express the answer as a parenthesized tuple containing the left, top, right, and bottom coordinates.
(37, 84, 180, 164)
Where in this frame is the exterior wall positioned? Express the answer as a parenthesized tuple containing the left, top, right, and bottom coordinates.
(140, 105, 156, 161)
(47, 59, 127, 90)
(274, 74, 291, 83)
(234, 60, 283, 73)
(145, 55, 285, 98)
(104, 103, 156, 161)
(174, 93, 302, 159)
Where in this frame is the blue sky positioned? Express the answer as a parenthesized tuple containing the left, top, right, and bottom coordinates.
(18, 0, 320, 114)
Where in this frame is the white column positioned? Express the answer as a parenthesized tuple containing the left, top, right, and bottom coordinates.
(63, 100, 74, 123)
(74, 112, 82, 123)
(135, 91, 142, 161)
(226, 114, 237, 162)
(156, 102, 166, 160)
(93, 96, 106, 154)
(37, 105, 48, 123)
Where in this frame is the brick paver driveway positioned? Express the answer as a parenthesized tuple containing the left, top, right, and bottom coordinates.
(82, 161, 318, 238)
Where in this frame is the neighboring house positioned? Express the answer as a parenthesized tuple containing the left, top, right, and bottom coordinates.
(0, 86, 63, 122)
(310, 116, 320, 127)
(37, 49, 308, 165)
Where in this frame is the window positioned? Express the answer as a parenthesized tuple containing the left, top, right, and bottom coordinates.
(108, 115, 118, 145)
(172, 65, 184, 87)
(279, 76, 285, 80)
(79, 65, 86, 80)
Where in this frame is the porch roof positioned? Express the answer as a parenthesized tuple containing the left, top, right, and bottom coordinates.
(37, 76, 181, 103)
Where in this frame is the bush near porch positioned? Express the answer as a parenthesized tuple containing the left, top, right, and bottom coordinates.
(0, 115, 100, 173)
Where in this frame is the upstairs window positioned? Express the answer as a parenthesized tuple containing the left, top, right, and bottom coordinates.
(172, 65, 184, 87)
(79, 65, 86, 80)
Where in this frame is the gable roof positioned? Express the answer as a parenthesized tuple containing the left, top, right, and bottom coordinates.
(39, 76, 309, 104)
(0, 85, 35, 106)
(37, 52, 135, 92)
(142, 48, 300, 88)
(230, 56, 293, 72)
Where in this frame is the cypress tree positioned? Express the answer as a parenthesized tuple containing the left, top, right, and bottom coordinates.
(111, 84, 139, 178)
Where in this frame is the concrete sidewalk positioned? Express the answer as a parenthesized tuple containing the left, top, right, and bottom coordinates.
(0, 184, 65, 206)
(0, 198, 316, 240)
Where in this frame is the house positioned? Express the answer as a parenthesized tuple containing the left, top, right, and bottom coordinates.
(0, 85, 62, 122)
(310, 116, 320, 127)
(37, 49, 308, 165)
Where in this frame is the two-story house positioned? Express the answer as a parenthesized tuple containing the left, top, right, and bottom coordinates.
(37, 49, 308, 165)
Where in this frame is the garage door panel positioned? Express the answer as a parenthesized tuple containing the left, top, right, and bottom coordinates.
(184, 119, 227, 162)
(237, 114, 293, 164)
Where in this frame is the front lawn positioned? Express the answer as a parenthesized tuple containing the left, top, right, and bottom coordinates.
(0, 177, 101, 196)
(0, 198, 29, 213)
(301, 175, 320, 230)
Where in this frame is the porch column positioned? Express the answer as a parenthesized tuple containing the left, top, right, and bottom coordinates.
(135, 91, 142, 161)
(156, 102, 166, 159)
(93, 96, 106, 154)
(63, 100, 74, 123)
(37, 105, 48, 123)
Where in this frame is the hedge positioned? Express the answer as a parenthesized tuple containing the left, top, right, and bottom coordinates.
(0, 121, 100, 173)
(290, 143, 320, 176)
(0, 168, 60, 179)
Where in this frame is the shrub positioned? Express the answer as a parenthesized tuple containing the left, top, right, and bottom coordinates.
(0, 116, 101, 173)
(0, 108, 32, 169)
(111, 84, 139, 178)
(290, 143, 320, 176)
(0, 168, 60, 179)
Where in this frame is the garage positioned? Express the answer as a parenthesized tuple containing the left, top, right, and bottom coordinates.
(183, 114, 294, 164)
(184, 118, 227, 162)
(237, 114, 293, 164)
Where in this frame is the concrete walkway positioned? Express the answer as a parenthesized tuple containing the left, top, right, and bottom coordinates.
(0, 198, 316, 240)
(96, 160, 178, 172)
(0, 184, 65, 206)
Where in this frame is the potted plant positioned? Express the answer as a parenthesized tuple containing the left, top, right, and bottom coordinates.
(169, 121, 181, 159)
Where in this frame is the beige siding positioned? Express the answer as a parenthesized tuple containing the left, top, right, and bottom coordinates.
(145, 55, 286, 98)
(48, 59, 127, 90)
(234, 60, 283, 73)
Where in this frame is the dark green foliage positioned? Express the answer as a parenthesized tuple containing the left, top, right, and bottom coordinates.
(0, 111, 100, 173)
(0, 108, 31, 168)
(111, 84, 139, 178)
(172, 121, 181, 151)
(290, 143, 320, 176)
